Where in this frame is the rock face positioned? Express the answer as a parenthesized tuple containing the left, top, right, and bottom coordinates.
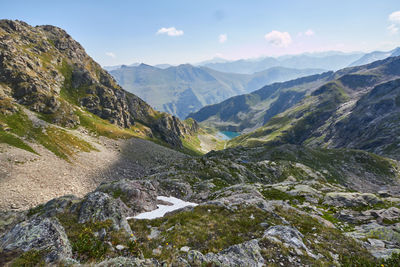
(326, 78, 400, 159)
(264, 225, 312, 256)
(0, 19, 197, 147)
(78, 192, 132, 233)
(0, 217, 72, 263)
(186, 239, 265, 266)
(96, 179, 158, 215)
(324, 192, 382, 208)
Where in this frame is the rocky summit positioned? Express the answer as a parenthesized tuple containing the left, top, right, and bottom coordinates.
(0, 19, 197, 148)
(1, 13, 400, 267)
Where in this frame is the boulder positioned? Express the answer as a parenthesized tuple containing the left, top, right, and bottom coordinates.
(204, 239, 265, 266)
(264, 225, 316, 258)
(96, 179, 158, 215)
(0, 217, 71, 263)
(78, 192, 132, 234)
(95, 256, 159, 266)
(323, 192, 382, 208)
(186, 240, 265, 267)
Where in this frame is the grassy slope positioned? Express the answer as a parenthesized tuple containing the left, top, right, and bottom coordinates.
(228, 81, 349, 148)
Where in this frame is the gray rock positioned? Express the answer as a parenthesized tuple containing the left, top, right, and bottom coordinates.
(324, 192, 382, 208)
(0, 217, 72, 263)
(205, 239, 265, 266)
(264, 225, 307, 251)
(180, 246, 190, 252)
(374, 207, 400, 222)
(96, 179, 158, 215)
(115, 244, 125, 251)
(186, 240, 265, 266)
(94, 256, 159, 266)
(148, 228, 161, 239)
(207, 185, 274, 212)
(335, 209, 374, 224)
(38, 194, 79, 218)
(78, 192, 132, 234)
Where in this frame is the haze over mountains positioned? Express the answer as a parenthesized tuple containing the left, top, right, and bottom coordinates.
(349, 47, 400, 67)
(109, 63, 324, 118)
(200, 52, 364, 74)
(106, 48, 399, 120)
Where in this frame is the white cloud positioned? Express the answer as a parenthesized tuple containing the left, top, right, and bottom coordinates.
(298, 29, 315, 37)
(264, 30, 292, 47)
(388, 11, 400, 34)
(389, 11, 400, 24)
(105, 52, 116, 58)
(156, 27, 184, 36)
(219, 34, 227, 43)
(388, 24, 399, 34)
(305, 29, 315, 36)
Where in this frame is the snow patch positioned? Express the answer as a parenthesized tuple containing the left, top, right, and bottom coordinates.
(128, 196, 198, 220)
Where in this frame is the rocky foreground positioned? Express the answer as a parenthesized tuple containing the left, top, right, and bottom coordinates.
(1, 145, 400, 266)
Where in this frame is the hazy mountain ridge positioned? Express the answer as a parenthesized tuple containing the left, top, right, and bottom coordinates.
(348, 47, 400, 67)
(188, 71, 335, 132)
(201, 52, 364, 74)
(110, 63, 324, 118)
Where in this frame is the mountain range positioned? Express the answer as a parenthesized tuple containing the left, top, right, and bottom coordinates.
(227, 56, 400, 160)
(348, 47, 400, 67)
(200, 52, 364, 74)
(2, 19, 400, 266)
(109, 64, 324, 118)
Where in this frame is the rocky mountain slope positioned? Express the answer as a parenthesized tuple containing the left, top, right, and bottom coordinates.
(0, 19, 197, 152)
(191, 55, 400, 135)
(1, 144, 400, 266)
(109, 63, 323, 119)
(200, 52, 364, 74)
(188, 71, 334, 132)
(228, 56, 400, 161)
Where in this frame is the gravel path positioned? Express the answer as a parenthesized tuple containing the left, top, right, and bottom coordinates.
(0, 131, 188, 211)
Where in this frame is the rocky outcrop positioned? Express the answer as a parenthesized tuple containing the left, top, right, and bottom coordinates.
(0, 217, 72, 263)
(186, 240, 265, 266)
(78, 192, 132, 233)
(324, 192, 382, 208)
(264, 225, 314, 257)
(96, 179, 158, 215)
(326, 78, 400, 160)
(153, 114, 197, 147)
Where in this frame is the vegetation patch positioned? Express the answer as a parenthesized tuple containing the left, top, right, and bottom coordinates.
(58, 61, 88, 106)
(10, 250, 46, 267)
(0, 108, 95, 160)
(27, 204, 45, 217)
(180, 134, 204, 156)
(261, 188, 305, 204)
(128, 205, 281, 263)
(275, 206, 375, 265)
(57, 212, 134, 262)
(0, 131, 36, 154)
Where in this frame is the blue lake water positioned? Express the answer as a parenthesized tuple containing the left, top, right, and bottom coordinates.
(217, 131, 240, 140)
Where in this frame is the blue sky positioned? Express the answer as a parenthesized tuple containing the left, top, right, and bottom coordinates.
(2, 0, 400, 66)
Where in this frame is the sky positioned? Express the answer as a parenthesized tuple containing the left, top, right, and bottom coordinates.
(2, 0, 400, 66)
